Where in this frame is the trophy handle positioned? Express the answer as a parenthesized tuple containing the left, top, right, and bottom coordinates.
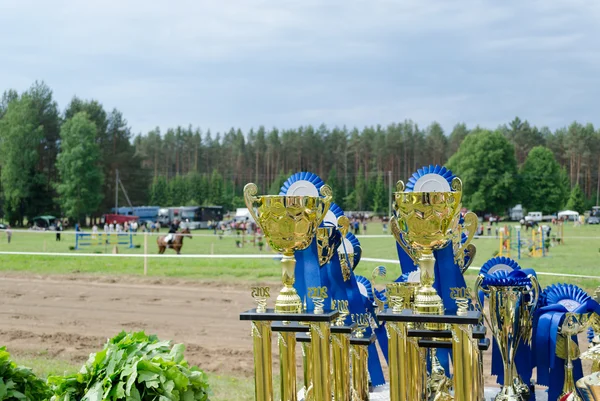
(461, 244, 477, 274)
(338, 216, 350, 237)
(243, 183, 261, 224)
(451, 177, 462, 192)
(527, 274, 540, 313)
(316, 185, 333, 227)
(473, 275, 491, 327)
(390, 217, 417, 264)
(396, 180, 405, 192)
(352, 245, 362, 271)
(461, 212, 478, 250)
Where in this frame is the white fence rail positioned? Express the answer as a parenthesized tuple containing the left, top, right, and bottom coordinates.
(0, 251, 598, 280)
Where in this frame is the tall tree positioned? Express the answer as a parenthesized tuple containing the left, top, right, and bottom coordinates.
(149, 176, 168, 206)
(505, 117, 545, 165)
(0, 89, 18, 118)
(372, 173, 387, 214)
(449, 123, 469, 155)
(0, 95, 44, 224)
(424, 122, 448, 166)
(520, 146, 568, 214)
(55, 112, 104, 223)
(209, 169, 224, 205)
(446, 129, 518, 214)
(565, 184, 586, 213)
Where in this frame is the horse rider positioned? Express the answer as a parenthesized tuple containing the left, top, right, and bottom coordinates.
(164, 219, 180, 244)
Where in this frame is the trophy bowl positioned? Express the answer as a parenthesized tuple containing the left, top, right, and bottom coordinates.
(244, 183, 332, 313)
(391, 178, 463, 317)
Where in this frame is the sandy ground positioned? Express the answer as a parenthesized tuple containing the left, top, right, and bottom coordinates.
(2, 272, 587, 390)
(0, 273, 261, 376)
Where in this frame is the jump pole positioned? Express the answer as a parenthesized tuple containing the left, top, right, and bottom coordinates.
(144, 231, 148, 276)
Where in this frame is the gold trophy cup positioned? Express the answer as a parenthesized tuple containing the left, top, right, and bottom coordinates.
(475, 274, 539, 401)
(391, 178, 463, 318)
(244, 183, 332, 313)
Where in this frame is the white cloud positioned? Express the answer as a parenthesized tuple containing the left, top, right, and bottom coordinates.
(0, 0, 599, 134)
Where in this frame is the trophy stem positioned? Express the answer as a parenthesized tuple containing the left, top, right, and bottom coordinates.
(560, 346, 583, 401)
(414, 250, 445, 330)
(276, 252, 302, 313)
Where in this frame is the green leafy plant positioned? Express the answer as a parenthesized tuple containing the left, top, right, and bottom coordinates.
(48, 331, 210, 401)
(0, 346, 52, 401)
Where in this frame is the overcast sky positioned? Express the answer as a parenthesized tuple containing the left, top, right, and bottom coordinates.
(1, 0, 599, 135)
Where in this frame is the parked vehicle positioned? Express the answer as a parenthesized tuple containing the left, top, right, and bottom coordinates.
(111, 206, 160, 224)
(179, 206, 224, 230)
(32, 215, 58, 230)
(509, 204, 523, 221)
(588, 216, 600, 225)
(103, 214, 139, 225)
(524, 212, 556, 222)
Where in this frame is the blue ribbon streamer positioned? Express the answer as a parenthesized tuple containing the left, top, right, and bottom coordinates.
(321, 241, 387, 386)
(294, 239, 323, 311)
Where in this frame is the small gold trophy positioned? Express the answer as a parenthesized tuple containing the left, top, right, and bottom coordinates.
(244, 183, 332, 313)
(390, 178, 465, 320)
(557, 313, 592, 401)
(249, 286, 272, 401)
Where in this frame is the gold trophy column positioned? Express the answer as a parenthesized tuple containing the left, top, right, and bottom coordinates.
(451, 324, 475, 401)
(278, 331, 298, 401)
(252, 321, 274, 401)
(301, 340, 313, 401)
(351, 343, 369, 401)
(386, 284, 409, 401)
(387, 322, 408, 401)
(406, 337, 427, 400)
(310, 322, 332, 401)
(332, 332, 351, 401)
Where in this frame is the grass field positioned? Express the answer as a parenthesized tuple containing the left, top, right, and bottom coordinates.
(0, 222, 599, 289)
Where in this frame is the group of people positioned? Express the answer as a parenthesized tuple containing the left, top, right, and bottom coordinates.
(101, 220, 139, 234)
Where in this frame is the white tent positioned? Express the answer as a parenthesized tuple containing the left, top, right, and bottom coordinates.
(234, 208, 255, 222)
(558, 210, 579, 220)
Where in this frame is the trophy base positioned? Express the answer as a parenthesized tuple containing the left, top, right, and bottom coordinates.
(275, 287, 302, 314)
(414, 286, 445, 330)
(494, 386, 522, 401)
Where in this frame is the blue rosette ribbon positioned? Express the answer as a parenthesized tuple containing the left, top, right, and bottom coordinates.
(279, 172, 324, 196)
(532, 283, 599, 401)
(405, 165, 455, 192)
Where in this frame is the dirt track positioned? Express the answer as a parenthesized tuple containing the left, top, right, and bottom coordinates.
(3, 272, 568, 387)
(0, 273, 263, 376)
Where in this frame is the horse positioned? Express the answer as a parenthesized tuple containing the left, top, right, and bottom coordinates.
(157, 228, 192, 254)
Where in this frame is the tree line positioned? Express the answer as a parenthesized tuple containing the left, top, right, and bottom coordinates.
(0, 81, 599, 225)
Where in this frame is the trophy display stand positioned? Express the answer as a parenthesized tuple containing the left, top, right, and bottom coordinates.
(240, 308, 338, 401)
(378, 308, 487, 401)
